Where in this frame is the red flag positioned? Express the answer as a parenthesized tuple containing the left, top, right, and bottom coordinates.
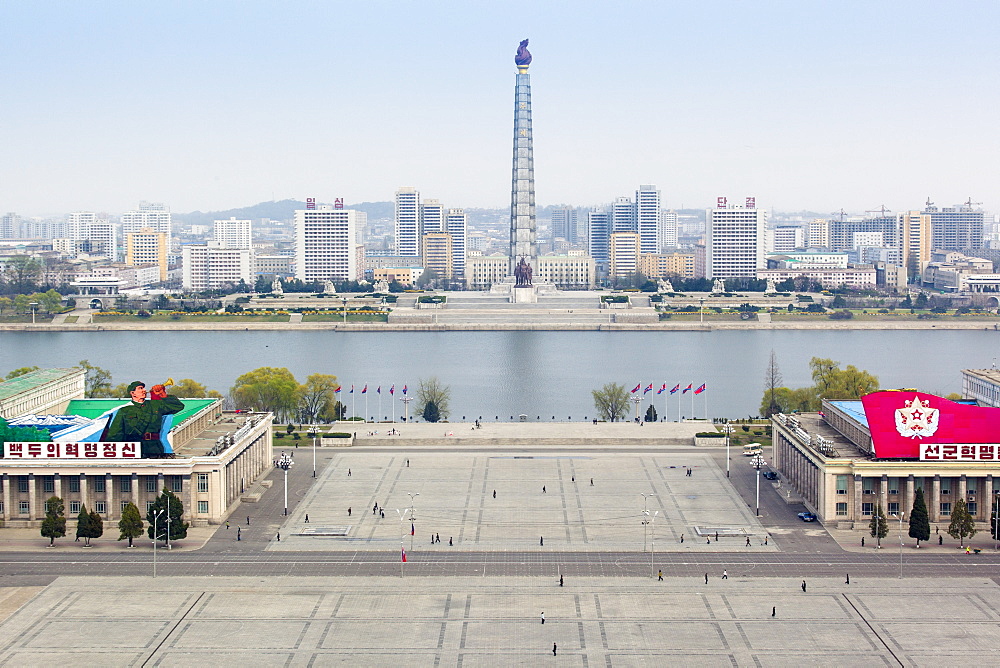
(401, 548, 407, 563)
(361, 385, 368, 394)
(335, 385, 342, 394)
(389, 385, 395, 395)
(682, 384, 693, 393)
(670, 384, 680, 394)
(631, 384, 641, 393)
(657, 383, 666, 394)
(694, 383, 707, 394)
(643, 384, 653, 394)
(402, 385, 408, 395)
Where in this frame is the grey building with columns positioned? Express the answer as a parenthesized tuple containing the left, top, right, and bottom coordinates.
(771, 394, 1000, 528)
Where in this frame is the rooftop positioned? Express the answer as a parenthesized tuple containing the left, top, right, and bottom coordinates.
(0, 368, 81, 401)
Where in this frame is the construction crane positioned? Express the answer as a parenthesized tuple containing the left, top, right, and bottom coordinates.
(964, 197, 982, 210)
(864, 205, 892, 218)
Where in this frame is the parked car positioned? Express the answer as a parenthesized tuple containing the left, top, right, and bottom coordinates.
(762, 471, 779, 480)
(797, 512, 817, 522)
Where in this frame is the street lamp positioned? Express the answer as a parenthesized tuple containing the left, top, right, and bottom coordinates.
(699, 297, 704, 323)
(641, 493, 656, 552)
(400, 395, 413, 422)
(631, 394, 642, 423)
(407, 492, 419, 553)
(724, 420, 730, 478)
(892, 512, 905, 578)
(395, 508, 410, 577)
(649, 510, 659, 578)
(342, 297, 348, 324)
(751, 455, 766, 517)
(29, 301, 38, 325)
(276, 452, 293, 516)
(309, 428, 317, 478)
(152, 509, 164, 578)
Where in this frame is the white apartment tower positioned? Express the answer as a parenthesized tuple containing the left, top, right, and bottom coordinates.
(446, 208, 468, 279)
(121, 201, 172, 237)
(659, 210, 679, 250)
(213, 217, 252, 249)
(610, 232, 641, 277)
(635, 185, 661, 254)
(295, 206, 363, 282)
(67, 212, 117, 260)
(395, 188, 420, 257)
(182, 244, 254, 291)
(807, 219, 830, 249)
(0, 213, 20, 239)
(419, 199, 445, 234)
(611, 197, 635, 234)
(706, 200, 767, 279)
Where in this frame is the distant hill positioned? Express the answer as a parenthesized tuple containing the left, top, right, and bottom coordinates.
(172, 200, 395, 228)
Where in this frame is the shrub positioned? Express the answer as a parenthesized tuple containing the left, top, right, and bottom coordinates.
(322, 432, 352, 438)
(829, 309, 853, 320)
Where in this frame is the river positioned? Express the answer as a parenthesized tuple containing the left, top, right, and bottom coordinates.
(0, 330, 994, 420)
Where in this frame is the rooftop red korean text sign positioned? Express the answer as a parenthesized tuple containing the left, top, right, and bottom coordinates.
(861, 391, 1000, 459)
(4, 442, 141, 459)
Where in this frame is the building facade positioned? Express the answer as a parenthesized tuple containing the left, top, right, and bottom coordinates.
(394, 188, 420, 257)
(294, 206, 363, 282)
(705, 201, 766, 279)
(213, 217, 252, 250)
(182, 244, 254, 291)
(125, 228, 168, 282)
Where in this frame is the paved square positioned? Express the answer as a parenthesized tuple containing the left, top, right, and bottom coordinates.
(271, 450, 776, 553)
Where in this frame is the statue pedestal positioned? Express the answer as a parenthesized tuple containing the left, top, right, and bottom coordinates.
(511, 285, 538, 303)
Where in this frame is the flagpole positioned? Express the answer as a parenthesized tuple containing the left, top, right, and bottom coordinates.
(378, 388, 383, 422)
(704, 387, 708, 421)
(662, 386, 667, 423)
(351, 386, 355, 421)
(365, 390, 369, 423)
(691, 386, 694, 419)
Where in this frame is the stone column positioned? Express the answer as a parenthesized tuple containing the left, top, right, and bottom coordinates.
(27, 474, 36, 521)
(906, 475, 915, 519)
(131, 473, 139, 516)
(53, 474, 61, 508)
(188, 473, 198, 524)
(931, 474, 941, 523)
(2, 474, 10, 522)
(880, 474, 889, 516)
(106, 473, 114, 520)
(80, 474, 88, 513)
(959, 474, 967, 511)
(853, 474, 863, 525)
(157, 472, 164, 496)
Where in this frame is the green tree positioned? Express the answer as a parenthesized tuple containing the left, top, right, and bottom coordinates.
(168, 378, 223, 399)
(909, 487, 931, 546)
(914, 292, 928, 309)
(5, 366, 40, 379)
(118, 502, 144, 548)
(644, 404, 657, 423)
(0, 296, 12, 314)
(947, 497, 977, 548)
(75, 504, 97, 546)
(146, 489, 189, 542)
(230, 367, 301, 422)
(88, 508, 104, 543)
(592, 382, 631, 422)
(299, 373, 340, 423)
(41, 496, 67, 547)
(761, 350, 783, 417)
(831, 295, 848, 308)
(422, 400, 440, 423)
(3, 255, 42, 293)
(991, 495, 1000, 541)
(76, 359, 113, 397)
(870, 502, 888, 548)
(415, 268, 440, 288)
(416, 377, 451, 420)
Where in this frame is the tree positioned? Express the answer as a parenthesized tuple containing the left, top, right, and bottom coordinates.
(870, 502, 888, 548)
(423, 400, 440, 422)
(76, 359, 113, 397)
(2, 255, 42, 294)
(146, 489, 189, 542)
(415, 268, 440, 288)
(75, 504, 101, 546)
(592, 383, 630, 422)
(914, 292, 928, 309)
(168, 378, 223, 399)
(41, 496, 66, 547)
(88, 508, 104, 543)
(299, 373, 340, 423)
(118, 502, 144, 547)
(909, 487, 931, 546)
(831, 295, 848, 308)
(0, 296, 12, 314)
(230, 367, 301, 422)
(5, 366, 40, 379)
(992, 495, 1000, 541)
(761, 350, 783, 417)
(417, 377, 451, 421)
(947, 497, 977, 548)
(644, 404, 657, 423)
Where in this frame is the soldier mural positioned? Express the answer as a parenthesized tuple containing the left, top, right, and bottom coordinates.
(105, 381, 184, 458)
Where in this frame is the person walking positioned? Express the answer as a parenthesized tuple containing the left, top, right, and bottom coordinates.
(540, 612, 545, 624)
(348, 469, 351, 476)
(722, 569, 728, 579)
(590, 478, 594, 486)
(237, 527, 241, 541)
(276, 531, 280, 542)
(226, 520, 230, 530)
(801, 580, 807, 592)
(247, 516, 251, 526)
(540, 536, 544, 546)
(746, 536, 751, 547)
(305, 514, 310, 523)
(704, 573, 708, 584)
(658, 570, 663, 581)
(552, 642, 557, 656)
(764, 535, 768, 546)
(448, 537, 452, 546)
(436, 533, 440, 543)
(542, 485, 546, 493)
(381, 509, 384, 519)
(493, 490, 496, 499)
(772, 606, 776, 617)
(348, 507, 351, 516)
(680, 534, 684, 543)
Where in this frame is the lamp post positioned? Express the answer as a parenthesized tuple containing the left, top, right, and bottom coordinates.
(395, 508, 410, 577)
(152, 509, 164, 578)
(631, 394, 642, 423)
(400, 395, 413, 422)
(994, 493, 1000, 551)
(29, 301, 38, 324)
(165, 513, 172, 550)
(276, 452, 293, 516)
(309, 429, 317, 478)
(725, 420, 730, 478)
(751, 455, 766, 517)
(699, 297, 704, 323)
(892, 512, 905, 578)
(342, 297, 347, 324)
(649, 510, 659, 578)
(641, 493, 656, 552)
(407, 492, 419, 553)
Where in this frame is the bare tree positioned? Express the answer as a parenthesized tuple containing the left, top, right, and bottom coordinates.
(762, 350, 783, 417)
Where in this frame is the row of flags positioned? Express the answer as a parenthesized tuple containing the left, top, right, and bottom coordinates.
(335, 384, 408, 395)
(632, 383, 707, 395)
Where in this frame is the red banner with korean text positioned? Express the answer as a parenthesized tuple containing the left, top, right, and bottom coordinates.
(5, 442, 141, 459)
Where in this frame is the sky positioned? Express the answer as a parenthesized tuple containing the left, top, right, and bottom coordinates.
(2, 1, 999, 217)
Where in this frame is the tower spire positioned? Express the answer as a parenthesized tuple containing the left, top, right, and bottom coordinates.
(510, 39, 536, 280)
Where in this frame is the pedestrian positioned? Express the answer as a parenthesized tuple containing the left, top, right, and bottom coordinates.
(939, 535, 943, 546)
(706, 537, 711, 544)
(431, 534, 435, 545)
(590, 478, 594, 486)
(247, 516, 251, 526)
(801, 580, 806, 592)
(348, 507, 351, 516)
(541, 612, 545, 624)
(722, 569, 728, 579)
(746, 536, 751, 547)
(540, 536, 544, 546)
(715, 532, 718, 542)
(764, 535, 768, 546)
(772, 606, 776, 617)
(542, 485, 546, 493)
(348, 469, 351, 476)
(559, 574, 563, 587)
(449, 537, 452, 546)
(966, 545, 971, 554)
(704, 573, 708, 584)
(380, 510, 384, 519)
(553, 643, 557, 656)
(861, 536, 865, 547)
(658, 570, 663, 581)
(406, 459, 409, 467)
(226, 521, 230, 530)
(493, 490, 496, 498)
(237, 527, 241, 541)
(845, 573, 850, 585)
(436, 533, 440, 543)
(680, 534, 684, 543)
(277, 531, 280, 542)
(571, 475, 575, 482)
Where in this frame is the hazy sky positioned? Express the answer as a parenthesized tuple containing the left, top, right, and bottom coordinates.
(3, 1, 999, 217)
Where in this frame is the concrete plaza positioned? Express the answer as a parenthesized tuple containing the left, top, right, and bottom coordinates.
(0, 575, 995, 666)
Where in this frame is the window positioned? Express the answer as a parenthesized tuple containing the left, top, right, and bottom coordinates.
(18, 501, 29, 515)
(70, 501, 81, 514)
(197, 474, 208, 493)
(69, 477, 80, 493)
(171, 477, 183, 493)
(836, 475, 847, 495)
(968, 502, 978, 516)
(940, 502, 952, 516)
(836, 502, 848, 516)
(146, 502, 155, 512)
(198, 500, 209, 514)
(0, 501, 4, 514)
(888, 502, 900, 515)
(121, 502, 131, 512)
(862, 479, 874, 495)
(18, 477, 28, 494)
(941, 478, 951, 495)
(94, 478, 105, 493)
(146, 478, 157, 493)
(861, 502, 873, 516)
(888, 478, 899, 495)
(43, 476, 55, 494)
(120, 478, 131, 494)
(95, 502, 106, 514)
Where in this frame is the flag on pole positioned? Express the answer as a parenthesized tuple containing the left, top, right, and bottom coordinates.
(389, 385, 395, 395)
(350, 385, 354, 394)
(376, 386, 381, 394)
(694, 383, 706, 394)
(361, 385, 368, 394)
(411, 522, 414, 535)
(657, 383, 666, 394)
(682, 384, 693, 393)
(670, 384, 680, 394)
(643, 384, 653, 394)
(401, 548, 407, 563)
(631, 384, 641, 393)
(402, 385, 408, 395)
(335, 385, 342, 394)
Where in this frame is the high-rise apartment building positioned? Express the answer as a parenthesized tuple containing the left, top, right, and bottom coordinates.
(899, 210, 932, 278)
(0, 213, 20, 239)
(550, 207, 579, 243)
(121, 201, 172, 237)
(705, 200, 767, 279)
(182, 244, 254, 291)
(636, 185, 661, 254)
(295, 206, 363, 282)
(66, 212, 117, 260)
(609, 232, 640, 277)
(807, 219, 830, 248)
(125, 228, 168, 282)
(659, 210, 679, 249)
(419, 199, 445, 234)
(213, 217, 252, 250)
(925, 203, 984, 250)
(421, 233, 454, 279)
(394, 188, 420, 257)
(588, 211, 611, 276)
(829, 216, 898, 252)
(769, 226, 804, 253)
(446, 208, 468, 279)
(611, 197, 635, 234)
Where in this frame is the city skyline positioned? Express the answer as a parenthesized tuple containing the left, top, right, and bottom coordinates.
(3, 2, 1000, 216)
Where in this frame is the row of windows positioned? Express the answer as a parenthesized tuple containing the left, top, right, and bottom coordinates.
(15, 474, 206, 494)
(8, 499, 210, 515)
